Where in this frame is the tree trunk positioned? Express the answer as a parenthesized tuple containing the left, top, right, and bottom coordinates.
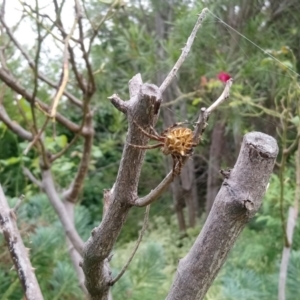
(206, 121, 225, 215)
(167, 132, 278, 300)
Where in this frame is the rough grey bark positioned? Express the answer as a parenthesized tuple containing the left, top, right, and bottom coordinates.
(206, 121, 225, 215)
(82, 77, 162, 299)
(166, 132, 278, 300)
(0, 185, 43, 300)
(63, 201, 88, 295)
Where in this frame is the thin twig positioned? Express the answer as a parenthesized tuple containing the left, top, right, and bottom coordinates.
(23, 118, 49, 155)
(159, 8, 208, 93)
(87, 0, 119, 54)
(75, 0, 95, 97)
(50, 15, 78, 117)
(12, 195, 25, 213)
(0, 15, 82, 107)
(50, 100, 90, 162)
(109, 205, 150, 285)
(29, 0, 44, 134)
(53, 0, 86, 93)
(23, 167, 43, 189)
(0, 105, 33, 141)
(193, 78, 233, 144)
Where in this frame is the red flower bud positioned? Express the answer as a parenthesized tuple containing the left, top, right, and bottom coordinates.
(217, 72, 231, 83)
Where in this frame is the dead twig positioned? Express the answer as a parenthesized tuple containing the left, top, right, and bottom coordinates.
(110, 205, 150, 285)
(160, 8, 208, 93)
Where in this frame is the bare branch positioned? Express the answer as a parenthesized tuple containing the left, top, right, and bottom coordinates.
(193, 78, 233, 144)
(75, 0, 95, 98)
(52, 0, 86, 93)
(83, 81, 162, 298)
(42, 169, 84, 254)
(134, 172, 173, 207)
(0, 105, 33, 141)
(23, 118, 50, 155)
(63, 201, 88, 296)
(166, 132, 278, 300)
(0, 69, 81, 133)
(110, 205, 150, 286)
(50, 13, 78, 118)
(22, 167, 43, 190)
(63, 112, 94, 203)
(0, 185, 43, 300)
(159, 8, 208, 93)
(87, 0, 119, 54)
(12, 194, 25, 213)
(108, 94, 128, 114)
(0, 15, 82, 107)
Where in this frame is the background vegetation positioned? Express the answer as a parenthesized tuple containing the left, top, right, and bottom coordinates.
(0, 0, 299, 299)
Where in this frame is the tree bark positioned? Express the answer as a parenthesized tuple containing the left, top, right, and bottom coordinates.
(206, 121, 225, 215)
(166, 132, 278, 300)
(0, 185, 43, 300)
(82, 77, 162, 299)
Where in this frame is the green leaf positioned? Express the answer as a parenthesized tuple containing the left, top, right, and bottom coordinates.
(291, 115, 299, 126)
(92, 146, 103, 158)
(18, 98, 32, 121)
(59, 162, 75, 172)
(55, 135, 68, 149)
(0, 157, 20, 166)
(192, 98, 201, 106)
(98, 0, 113, 3)
(278, 60, 293, 71)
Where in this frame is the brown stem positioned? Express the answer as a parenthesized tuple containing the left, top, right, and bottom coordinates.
(110, 205, 150, 286)
(82, 80, 162, 299)
(64, 112, 94, 203)
(0, 185, 43, 300)
(0, 105, 33, 141)
(160, 8, 208, 93)
(42, 169, 84, 254)
(0, 69, 81, 133)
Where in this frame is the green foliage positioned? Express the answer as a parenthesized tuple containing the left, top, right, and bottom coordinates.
(0, 194, 93, 299)
(1, 0, 300, 299)
(112, 243, 167, 300)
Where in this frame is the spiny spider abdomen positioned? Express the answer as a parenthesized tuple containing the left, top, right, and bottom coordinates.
(129, 121, 198, 177)
(163, 127, 194, 156)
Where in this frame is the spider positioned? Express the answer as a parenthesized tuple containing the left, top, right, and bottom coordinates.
(129, 121, 198, 176)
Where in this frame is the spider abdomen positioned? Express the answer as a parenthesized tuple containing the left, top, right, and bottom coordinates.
(164, 127, 194, 156)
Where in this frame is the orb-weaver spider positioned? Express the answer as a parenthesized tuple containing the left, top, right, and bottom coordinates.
(129, 121, 198, 176)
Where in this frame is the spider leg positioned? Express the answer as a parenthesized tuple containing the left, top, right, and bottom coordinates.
(149, 125, 160, 137)
(160, 122, 190, 136)
(171, 154, 183, 178)
(171, 154, 178, 177)
(128, 143, 163, 150)
(132, 120, 164, 142)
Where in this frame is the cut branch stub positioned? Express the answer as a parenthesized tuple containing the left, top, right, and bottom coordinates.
(113, 83, 162, 200)
(166, 132, 278, 300)
(83, 80, 162, 299)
